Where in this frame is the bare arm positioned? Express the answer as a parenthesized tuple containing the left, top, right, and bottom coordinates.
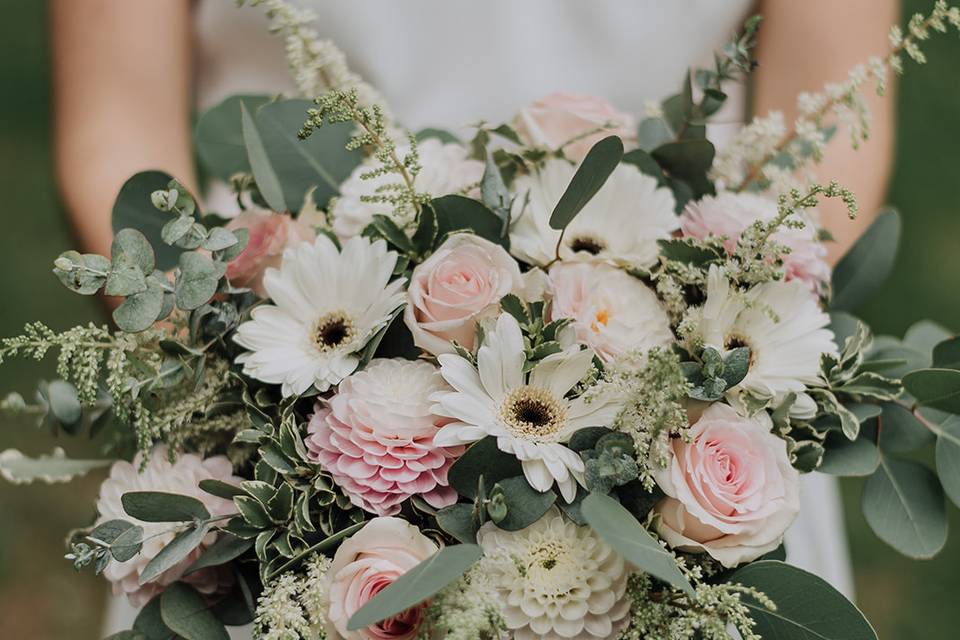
(754, 0, 898, 263)
(51, 0, 195, 259)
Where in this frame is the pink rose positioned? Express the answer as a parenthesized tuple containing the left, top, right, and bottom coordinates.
(653, 403, 800, 567)
(680, 192, 830, 293)
(326, 517, 438, 640)
(225, 209, 315, 297)
(513, 92, 636, 161)
(403, 234, 521, 355)
(305, 358, 462, 516)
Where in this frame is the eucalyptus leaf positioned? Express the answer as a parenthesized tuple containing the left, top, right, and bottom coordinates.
(580, 492, 694, 597)
(195, 94, 271, 181)
(447, 436, 523, 499)
(902, 368, 960, 413)
(431, 195, 505, 247)
(878, 403, 934, 453)
(347, 544, 483, 631)
(175, 252, 226, 311)
(105, 251, 148, 297)
(549, 135, 624, 231)
(140, 525, 210, 585)
(46, 379, 82, 426)
(110, 525, 145, 562)
(53, 251, 110, 295)
(160, 582, 229, 640)
(730, 560, 876, 640)
(135, 595, 175, 640)
(122, 491, 211, 522)
(933, 413, 960, 508)
(932, 336, 960, 370)
(185, 534, 254, 575)
(818, 432, 880, 476)
(830, 209, 900, 312)
(241, 101, 286, 212)
(112, 172, 181, 271)
(0, 447, 111, 485)
(862, 455, 947, 558)
(491, 476, 556, 531)
(904, 320, 952, 354)
(113, 277, 166, 332)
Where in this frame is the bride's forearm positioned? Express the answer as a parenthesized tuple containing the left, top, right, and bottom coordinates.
(754, 0, 897, 264)
(51, 0, 196, 259)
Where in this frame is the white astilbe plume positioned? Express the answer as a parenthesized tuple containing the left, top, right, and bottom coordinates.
(246, 0, 392, 118)
(253, 554, 333, 640)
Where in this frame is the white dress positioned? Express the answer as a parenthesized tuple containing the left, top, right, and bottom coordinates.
(105, 0, 854, 635)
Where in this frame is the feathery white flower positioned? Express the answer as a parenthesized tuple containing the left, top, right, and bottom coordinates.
(685, 265, 836, 401)
(331, 138, 484, 239)
(508, 158, 677, 268)
(234, 235, 405, 397)
(477, 508, 630, 640)
(431, 313, 622, 502)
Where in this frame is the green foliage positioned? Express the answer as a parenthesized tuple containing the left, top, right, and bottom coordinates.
(347, 544, 482, 631)
(195, 94, 271, 182)
(903, 368, 960, 412)
(580, 432, 639, 493)
(548, 135, 624, 231)
(730, 560, 877, 640)
(831, 210, 901, 312)
(447, 436, 522, 500)
(112, 171, 183, 270)
(681, 346, 750, 401)
(580, 492, 695, 597)
(486, 476, 556, 531)
(121, 491, 211, 523)
(430, 195, 507, 249)
(862, 455, 947, 558)
(160, 582, 229, 640)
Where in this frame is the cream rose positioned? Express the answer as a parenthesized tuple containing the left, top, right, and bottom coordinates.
(513, 92, 636, 161)
(403, 234, 521, 355)
(326, 517, 438, 640)
(653, 403, 800, 567)
(547, 261, 673, 363)
(225, 208, 315, 297)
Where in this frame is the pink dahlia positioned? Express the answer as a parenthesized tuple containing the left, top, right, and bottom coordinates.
(95, 446, 242, 606)
(680, 192, 831, 293)
(305, 358, 463, 516)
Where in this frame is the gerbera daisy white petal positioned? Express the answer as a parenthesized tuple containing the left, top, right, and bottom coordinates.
(685, 265, 837, 400)
(431, 313, 622, 501)
(509, 157, 678, 268)
(478, 509, 631, 640)
(234, 235, 405, 397)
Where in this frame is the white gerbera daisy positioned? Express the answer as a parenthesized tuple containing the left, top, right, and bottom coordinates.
(234, 235, 405, 397)
(477, 508, 630, 640)
(509, 157, 677, 268)
(686, 265, 836, 401)
(431, 313, 623, 502)
(331, 138, 484, 239)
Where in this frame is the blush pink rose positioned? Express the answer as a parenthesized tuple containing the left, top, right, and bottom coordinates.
(513, 92, 636, 161)
(326, 517, 438, 640)
(404, 234, 522, 355)
(680, 192, 830, 293)
(305, 358, 463, 516)
(653, 403, 800, 567)
(225, 209, 315, 297)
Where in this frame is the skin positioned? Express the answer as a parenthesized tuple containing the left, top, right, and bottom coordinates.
(51, 0, 896, 264)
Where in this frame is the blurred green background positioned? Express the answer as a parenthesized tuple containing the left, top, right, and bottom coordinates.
(1, 1, 959, 638)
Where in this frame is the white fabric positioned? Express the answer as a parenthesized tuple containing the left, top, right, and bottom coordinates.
(105, 0, 854, 635)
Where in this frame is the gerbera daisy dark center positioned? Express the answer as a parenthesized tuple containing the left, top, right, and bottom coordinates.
(568, 235, 606, 255)
(313, 311, 355, 351)
(500, 386, 568, 439)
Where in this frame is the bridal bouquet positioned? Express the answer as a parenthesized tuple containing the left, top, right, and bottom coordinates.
(4, 2, 960, 639)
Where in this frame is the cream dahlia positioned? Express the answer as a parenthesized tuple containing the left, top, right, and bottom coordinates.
(547, 261, 673, 363)
(684, 265, 836, 402)
(431, 313, 623, 502)
(95, 446, 241, 606)
(331, 138, 484, 240)
(680, 192, 831, 292)
(304, 358, 463, 516)
(508, 158, 677, 269)
(233, 235, 406, 397)
(477, 508, 630, 640)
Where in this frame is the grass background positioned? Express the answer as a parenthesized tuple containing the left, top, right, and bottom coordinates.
(1, 1, 958, 638)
